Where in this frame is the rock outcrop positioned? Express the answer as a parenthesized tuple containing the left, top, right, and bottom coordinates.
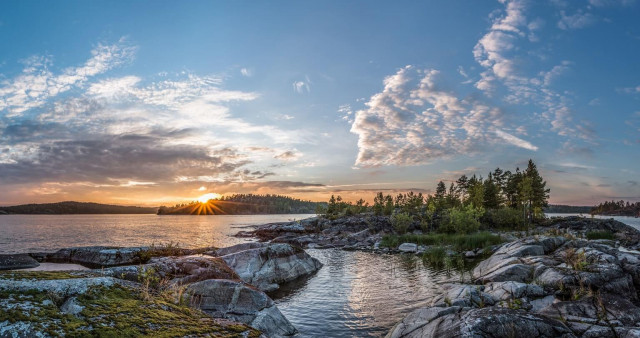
(219, 243, 323, 292)
(389, 232, 640, 338)
(186, 279, 296, 337)
(0, 253, 40, 270)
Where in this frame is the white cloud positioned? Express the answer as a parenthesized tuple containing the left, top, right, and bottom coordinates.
(0, 39, 136, 117)
(495, 129, 538, 151)
(558, 10, 596, 30)
(240, 68, 252, 77)
(292, 81, 310, 94)
(350, 66, 512, 167)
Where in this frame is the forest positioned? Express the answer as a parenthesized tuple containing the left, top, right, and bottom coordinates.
(591, 200, 640, 216)
(319, 159, 550, 233)
(0, 201, 157, 214)
(157, 194, 324, 215)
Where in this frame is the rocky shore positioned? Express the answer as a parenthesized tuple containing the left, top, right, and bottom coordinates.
(0, 242, 322, 337)
(3, 215, 639, 337)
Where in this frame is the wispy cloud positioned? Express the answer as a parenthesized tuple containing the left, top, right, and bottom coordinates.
(494, 129, 538, 151)
(292, 75, 311, 94)
(558, 10, 596, 30)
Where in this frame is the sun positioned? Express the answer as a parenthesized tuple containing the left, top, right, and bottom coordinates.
(197, 193, 222, 203)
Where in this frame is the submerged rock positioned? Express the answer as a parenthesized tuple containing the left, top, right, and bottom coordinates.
(220, 243, 322, 292)
(186, 279, 296, 337)
(0, 254, 40, 270)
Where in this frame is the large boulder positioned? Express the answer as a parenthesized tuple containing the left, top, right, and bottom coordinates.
(386, 306, 575, 338)
(98, 255, 239, 285)
(0, 254, 40, 270)
(185, 279, 296, 337)
(31, 246, 151, 268)
(220, 243, 322, 292)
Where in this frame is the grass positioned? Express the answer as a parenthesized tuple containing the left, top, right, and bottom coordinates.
(585, 230, 615, 240)
(0, 281, 261, 337)
(380, 231, 503, 251)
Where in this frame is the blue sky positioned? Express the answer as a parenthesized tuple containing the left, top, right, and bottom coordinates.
(0, 0, 639, 206)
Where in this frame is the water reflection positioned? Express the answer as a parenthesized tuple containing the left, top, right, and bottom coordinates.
(272, 249, 462, 337)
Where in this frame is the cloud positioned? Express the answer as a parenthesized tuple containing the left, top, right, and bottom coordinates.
(292, 76, 311, 94)
(350, 66, 514, 167)
(494, 129, 538, 151)
(274, 150, 301, 161)
(240, 68, 252, 77)
(558, 10, 596, 30)
(0, 41, 309, 196)
(0, 39, 136, 117)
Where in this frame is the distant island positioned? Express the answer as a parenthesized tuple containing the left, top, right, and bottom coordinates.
(0, 201, 157, 214)
(157, 194, 325, 215)
(543, 204, 592, 214)
(591, 200, 640, 217)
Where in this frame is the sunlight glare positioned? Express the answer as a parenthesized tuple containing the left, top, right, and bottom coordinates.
(197, 193, 221, 203)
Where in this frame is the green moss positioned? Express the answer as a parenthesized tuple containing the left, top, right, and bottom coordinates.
(585, 230, 615, 240)
(0, 284, 259, 337)
(0, 271, 97, 281)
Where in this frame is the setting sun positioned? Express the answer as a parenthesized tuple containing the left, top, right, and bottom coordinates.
(197, 193, 222, 203)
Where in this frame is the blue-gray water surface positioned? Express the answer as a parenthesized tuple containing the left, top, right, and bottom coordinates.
(1, 213, 638, 337)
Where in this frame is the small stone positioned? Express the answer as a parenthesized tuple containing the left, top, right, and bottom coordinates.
(398, 243, 418, 253)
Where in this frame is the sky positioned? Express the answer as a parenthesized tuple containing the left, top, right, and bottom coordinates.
(0, 0, 639, 206)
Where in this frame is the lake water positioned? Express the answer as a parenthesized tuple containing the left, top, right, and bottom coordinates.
(0, 213, 463, 337)
(1, 213, 638, 337)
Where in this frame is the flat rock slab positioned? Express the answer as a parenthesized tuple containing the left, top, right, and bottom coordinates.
(0, 254, 40, 270)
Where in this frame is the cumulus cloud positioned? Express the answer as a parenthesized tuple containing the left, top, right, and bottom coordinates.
(240, 68, 252, 77)
(350, 66, 516, 167)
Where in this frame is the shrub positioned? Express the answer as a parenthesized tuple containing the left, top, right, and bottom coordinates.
(422, 246, 446, 266)
(380, 232, 502, 251)
(585, 230, 615, 240)
(482, 207, 523, 230)
(391, 212, 412, 234)
(444, 205, 483, 234)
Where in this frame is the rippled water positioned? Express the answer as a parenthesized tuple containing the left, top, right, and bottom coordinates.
(0, 214, 314, 253)
(3, 213, 636, 337)
(272, 249, 462, 337)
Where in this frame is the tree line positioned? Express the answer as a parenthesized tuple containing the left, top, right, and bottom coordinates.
(591, 200, 640, 217)
(157, 194, 325, 215)
(320, 159, 550, 233)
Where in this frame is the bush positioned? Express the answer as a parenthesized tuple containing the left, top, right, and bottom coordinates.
(443, 205, 483, 234)
(585, 230, 615, 240)
(380, 232, 502, 251)
(391, 212, 412, 234)
(482, 207, 523, 230)
(422, 246, 446, 266)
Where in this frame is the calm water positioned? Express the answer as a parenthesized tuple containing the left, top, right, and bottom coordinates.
(2, 213, 637, 337)
(0, 213, 461, 337)
(0, 214, 314, 254)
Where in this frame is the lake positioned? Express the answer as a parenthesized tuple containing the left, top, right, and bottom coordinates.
(1, 213, 638, 337)
(0, 213, 463, 337)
